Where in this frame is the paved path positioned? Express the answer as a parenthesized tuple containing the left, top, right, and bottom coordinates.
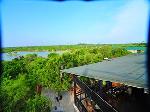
(42, 88, 75, 112)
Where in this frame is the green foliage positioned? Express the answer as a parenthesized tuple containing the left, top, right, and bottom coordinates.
(99, 46, 113, 58)
(2, 43, 146, 53)
(112, 48, 130, 57)
(26, 57, 48, 86)
(48, 52, 59, 58)
(79, 76, 90, 84)
(0, 75, 29, 112)
(2, 58, 27, 79)
(26, 95, 52, 112)
(24, 53, 38, 62)
(1, 45, 131, 111)
(2, 44, 99, 53)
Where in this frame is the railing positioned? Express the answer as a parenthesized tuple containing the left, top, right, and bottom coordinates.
(75, 96, 88, 112)
(73, 75, 118, 112)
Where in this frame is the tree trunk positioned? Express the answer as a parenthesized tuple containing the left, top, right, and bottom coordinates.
(36, 84, 42, 95)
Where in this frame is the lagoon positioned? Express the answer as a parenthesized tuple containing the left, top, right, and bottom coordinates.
(1, 51, 64, 61)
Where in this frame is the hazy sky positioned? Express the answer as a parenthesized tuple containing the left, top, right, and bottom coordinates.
(1, 0, 149, 47)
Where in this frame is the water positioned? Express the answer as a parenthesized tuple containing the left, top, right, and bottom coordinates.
(1, 51, 64, 61)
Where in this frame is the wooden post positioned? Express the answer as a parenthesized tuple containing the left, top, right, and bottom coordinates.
(73, 74, 77, 104)
(36, 84, 42, 95)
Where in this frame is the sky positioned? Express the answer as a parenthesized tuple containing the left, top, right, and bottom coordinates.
(1, 0, 149, 47)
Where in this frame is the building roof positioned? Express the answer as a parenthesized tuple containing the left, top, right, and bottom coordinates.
(61, 54, 147, 89)
(126, 46, 146, 51)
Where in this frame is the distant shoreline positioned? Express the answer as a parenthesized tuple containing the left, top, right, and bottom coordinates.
(1, 43, 146, 53)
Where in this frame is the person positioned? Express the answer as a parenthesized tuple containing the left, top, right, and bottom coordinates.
(54, 106, 57, 110)
(51, 106, 64, 112)
(56, 97, 59, 102)
(51, 106, 57, 112)
(59, 95, 62, 100)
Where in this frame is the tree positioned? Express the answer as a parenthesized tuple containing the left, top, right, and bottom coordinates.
(26, 95, 52, 112)
(1, 45, 131, 112)
(2, 58, 27, 79)
(48, 52, 59, 58)
(112, 48, 130, 57)
(0, 75, 29, 112)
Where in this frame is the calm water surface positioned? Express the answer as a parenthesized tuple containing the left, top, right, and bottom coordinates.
(1, 51, 64, 61)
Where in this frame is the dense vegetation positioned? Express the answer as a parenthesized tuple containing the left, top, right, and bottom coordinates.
(0, 46, 131, 112)
(2, 44, 99, 53)
(2, 43, 146, 53)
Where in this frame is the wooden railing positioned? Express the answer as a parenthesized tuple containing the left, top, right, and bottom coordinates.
(75, 96, 88, 112)
(73, 75, 118, 112)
